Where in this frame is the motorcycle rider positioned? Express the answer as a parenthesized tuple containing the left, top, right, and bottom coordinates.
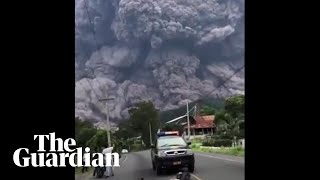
(92, 150, 99, 177)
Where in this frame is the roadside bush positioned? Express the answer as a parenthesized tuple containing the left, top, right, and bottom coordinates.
(131, 144, 146, 151)
(221, 134, 233, 139)
(202, 138, 215, 146)
(228, 146, 244, 156)
(191, 144, 198, 149)
(192, 138, 203, 143)
(202, 141, 212, 146)
(235, 146, 243, 151)
(213, 139, 232, 147)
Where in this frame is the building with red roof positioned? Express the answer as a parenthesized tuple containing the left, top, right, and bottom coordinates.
(182, 115, 216, 137)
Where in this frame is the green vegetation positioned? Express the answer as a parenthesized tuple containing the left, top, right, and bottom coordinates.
(75, 95, 244, 158)
(200, 105, 216, 115)
(192, 145, 244, 157)
(130, 143, 146, 152)
(75, 101, 160, 157)
(191, 141, 244, 156)
(191, 138, 203, 144)
(75, 118, 123, 154)
(86, 130, 109, 151)
(75, 166, 94, 175)
(202, 138, 233, 147)
(75, 117, 97, 148)
(126, 101, 160, 148)
(203, 94, 245, 147)
(225, 94, 244, 118)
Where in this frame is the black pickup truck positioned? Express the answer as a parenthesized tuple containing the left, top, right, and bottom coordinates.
(151, 132, 195, 175)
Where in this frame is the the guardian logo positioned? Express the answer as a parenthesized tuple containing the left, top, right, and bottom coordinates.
(13, 133, 120, 167)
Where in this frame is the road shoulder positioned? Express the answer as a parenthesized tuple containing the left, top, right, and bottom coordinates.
(195, 151, 244, 163)
(75, 167, 94, 180)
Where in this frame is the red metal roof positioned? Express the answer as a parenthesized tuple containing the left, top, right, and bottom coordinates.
(185, 115, 215, 129)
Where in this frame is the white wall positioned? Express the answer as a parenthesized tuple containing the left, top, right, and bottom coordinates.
(239, 139, 245, 148)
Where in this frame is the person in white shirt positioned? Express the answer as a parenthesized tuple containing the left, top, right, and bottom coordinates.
(101, 144, 114, 177)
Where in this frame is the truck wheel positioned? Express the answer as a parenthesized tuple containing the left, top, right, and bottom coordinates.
(96, 168, 103, 178)
(188, 165, 194, 173)
(152, 161, 156, 171)
(156, 164, 162, 175)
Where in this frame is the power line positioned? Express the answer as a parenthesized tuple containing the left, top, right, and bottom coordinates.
(204, 64, 244, 97)
(82, 0, 109, 101)
(85, 78, 102, 100)
(83, 0, 101, 57)
(82, 0, 114, 141)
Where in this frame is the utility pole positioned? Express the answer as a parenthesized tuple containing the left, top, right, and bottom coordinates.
(149, 122, 152, 145)
(193, 105, 197, 139)
(187, 102, 191, 141)
(106, 104, 111, 147)
(99, 97, 115, 147)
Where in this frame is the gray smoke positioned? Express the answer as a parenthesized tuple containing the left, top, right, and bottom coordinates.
(75, 0, 245, 123)
(111, 0, 243, 46)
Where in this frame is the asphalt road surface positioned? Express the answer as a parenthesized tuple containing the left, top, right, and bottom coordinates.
(88, 150, 244, 180)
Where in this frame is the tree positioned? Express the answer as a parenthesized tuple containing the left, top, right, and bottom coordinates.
(75, 117, 94, 129)
(112, 120, 139, 151)
(75, 117, 98, 148)
(86, 130, 109, 152)
(76, 127, 97, 147)
(128, 101, 160, 147)
(200, 105, 216, 115)
(200, 97, 225, 110)
(114, 120, 137, 140)
(215, 112, 244, 145)
(225, 95, 244, 118)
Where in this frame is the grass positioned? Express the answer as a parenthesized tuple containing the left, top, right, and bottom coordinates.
(191, 138, 204, 144)
(192, 145, 244, 157)
(130, 143, 148, 152)
(75, 167, 94, 175)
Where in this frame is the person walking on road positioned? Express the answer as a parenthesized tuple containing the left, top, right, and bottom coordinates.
(102, 144, 114, 177)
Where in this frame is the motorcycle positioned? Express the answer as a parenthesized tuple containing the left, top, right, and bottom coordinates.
(175, 171, 191, 180)
(140, 171, 191, 180)
(94, 166, 106, 178)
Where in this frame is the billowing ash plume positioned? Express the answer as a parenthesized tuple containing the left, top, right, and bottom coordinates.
(111, 0, 243, 47)
(75, 0, 245, 124)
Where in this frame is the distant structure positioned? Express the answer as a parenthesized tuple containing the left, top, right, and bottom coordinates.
(182, 115, 215, 139)
(165, 101, 216, 140)
(94, 121, 119, 132)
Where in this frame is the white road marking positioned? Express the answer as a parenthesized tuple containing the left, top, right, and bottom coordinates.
(122, 155, 127, 164)
(191, 174, 203, 180)
(195, 153, 244, 163)
(169, 174, 203, 180)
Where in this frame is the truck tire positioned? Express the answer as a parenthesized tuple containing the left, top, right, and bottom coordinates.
(188, 165, 194, 173)
(96, 168, 104, 178)
(152, 161, 156, 171)
(156, 164, 162, 175)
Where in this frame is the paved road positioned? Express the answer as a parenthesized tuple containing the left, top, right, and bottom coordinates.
(87, 150, 244, 180)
